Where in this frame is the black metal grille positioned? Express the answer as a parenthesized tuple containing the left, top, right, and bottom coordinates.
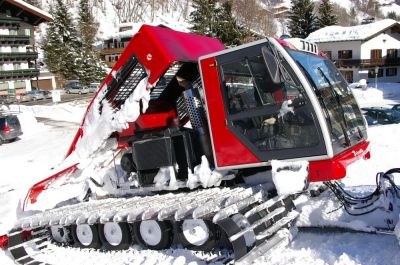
(102, 55, 147, 110)
(150, 62, 182, 100)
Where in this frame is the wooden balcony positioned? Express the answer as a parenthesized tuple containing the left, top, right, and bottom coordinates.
(0, 52, 38, 61)
(101, 48, 125, 55)
(0, 68, 39, 79)
(335, 58, 400, 68)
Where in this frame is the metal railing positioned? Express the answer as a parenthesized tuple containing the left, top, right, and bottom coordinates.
(0, 35, 30, 43)
(0, 52, 38, 61)
(335, 58, 400, 68)
(101, 48, 125, 55)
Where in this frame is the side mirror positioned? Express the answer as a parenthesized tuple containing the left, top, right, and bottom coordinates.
(262, 46, 281, 85)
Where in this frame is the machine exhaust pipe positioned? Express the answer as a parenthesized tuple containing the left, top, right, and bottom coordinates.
(182, 89, 214, 165)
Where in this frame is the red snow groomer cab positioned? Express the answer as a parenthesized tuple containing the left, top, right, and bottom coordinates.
(8, 26, 371, 263)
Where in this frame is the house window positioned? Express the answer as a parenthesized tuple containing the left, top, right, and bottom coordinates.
(24, 29, 31, 36)
(9, 29, 18, 36)
(13, 63, 21, 70)
(0, 82, 9, 91)
(386, 68, 397, 76)
(340, 70, 353, 83)
(11, 46, 19, 52)
(368, 68, 383, 78)
(108, 56, 112, 62)
(323, 51, 332, 60)
(370, 49, 382, 59)
(0, 64, 4, 71)
(114, 56, 119, 61)
(338, 50, 352, 59)
(387, 49, 398, 58)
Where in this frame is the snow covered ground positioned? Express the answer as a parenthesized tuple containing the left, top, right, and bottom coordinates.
(1, 83, 400, 264)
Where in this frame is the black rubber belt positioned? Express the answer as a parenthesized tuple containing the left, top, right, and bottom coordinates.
(6, 229, 51, 265)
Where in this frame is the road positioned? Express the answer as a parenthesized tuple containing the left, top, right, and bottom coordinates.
(17, 93, 94, 106)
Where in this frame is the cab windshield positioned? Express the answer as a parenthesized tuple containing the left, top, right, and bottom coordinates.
(288, 49, 367, 151)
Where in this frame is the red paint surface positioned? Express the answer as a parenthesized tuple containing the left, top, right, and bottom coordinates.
(0, 234, 8, 249)
(200, 57, 260, 167)
(23, 164, 79, 211)
(309, 141, 370, 182)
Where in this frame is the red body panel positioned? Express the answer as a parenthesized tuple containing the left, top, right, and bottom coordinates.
(200, 57, 260, 167)
(309, 141, 370, 182)
(23, 164, 79, 210)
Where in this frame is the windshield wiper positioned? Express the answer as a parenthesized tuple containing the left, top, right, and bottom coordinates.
(317, 67, 351, 146)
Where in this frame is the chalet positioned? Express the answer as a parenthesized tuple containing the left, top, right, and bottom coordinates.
(0, 0, 52, 99)
(306, 19, 400, 83)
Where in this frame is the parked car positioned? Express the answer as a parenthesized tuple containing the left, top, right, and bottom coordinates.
(41, 90, 52, 99)
(0, 95, 16, 104)
(18, 93, 33, 102)
(364, 114, 378, 126)
(392, 104, 400, 112)
(0, 113, 22, 145)
(88, 83, 100, 93)
(26, 90, 45, 101)
(64, 81, 89, 94)
(362, 107, 400, 125)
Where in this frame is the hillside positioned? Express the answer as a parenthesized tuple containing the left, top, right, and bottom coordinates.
(30, 0, 400, 40)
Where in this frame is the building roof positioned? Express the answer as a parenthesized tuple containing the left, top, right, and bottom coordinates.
(0, 0, 52, 26)
(306, 19, 400, 43)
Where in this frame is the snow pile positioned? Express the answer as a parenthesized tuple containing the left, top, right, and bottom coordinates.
(351, 82, 400, 108)
(307, 19, 399, 43)
(75, 77, 150, 159)
(187, 156, 224, 189)
(272, 160, 309, 196)
(17, 112, 46, 135)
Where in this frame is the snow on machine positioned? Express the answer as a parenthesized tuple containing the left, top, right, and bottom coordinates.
(2, 25, 398, 264)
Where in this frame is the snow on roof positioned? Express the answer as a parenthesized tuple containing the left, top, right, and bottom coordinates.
(306, 19, 400, 43)
(103, 19, 190, 41)
(8, 0, 52, 21)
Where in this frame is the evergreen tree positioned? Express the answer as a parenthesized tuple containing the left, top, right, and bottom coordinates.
(190, 0, 246, 46)
(42, 0, 81, 81)
(387, 11, 399, 20)
(216, 1, 244, 46)
(77, 0, 105, 84)
(288, 0, 319, 38)
(189, 0, 220, 38)
(42, 5, 63, 76)
(25, 0, 40, 8)
(318, 0, 338, 27)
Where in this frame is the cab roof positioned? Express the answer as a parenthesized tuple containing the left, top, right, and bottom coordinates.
(112, 25, 225, 84)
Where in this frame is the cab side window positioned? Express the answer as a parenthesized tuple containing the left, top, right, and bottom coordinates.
(219, 46, 321, 155)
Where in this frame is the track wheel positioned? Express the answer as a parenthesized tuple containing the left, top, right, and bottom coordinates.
(99, 222, 132, 250)
(49, 225, 73, 244)
(178, 219, 219, 251)
(133, 220, 172, 250)
(71, 224, 101, 248)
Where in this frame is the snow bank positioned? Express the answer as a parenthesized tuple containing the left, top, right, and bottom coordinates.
(14, 111, 43, 136)
(351, 82, 400, 108)
(10, 104, 86, 124)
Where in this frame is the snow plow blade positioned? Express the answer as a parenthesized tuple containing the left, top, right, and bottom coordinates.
(5, 185, 298, 264)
